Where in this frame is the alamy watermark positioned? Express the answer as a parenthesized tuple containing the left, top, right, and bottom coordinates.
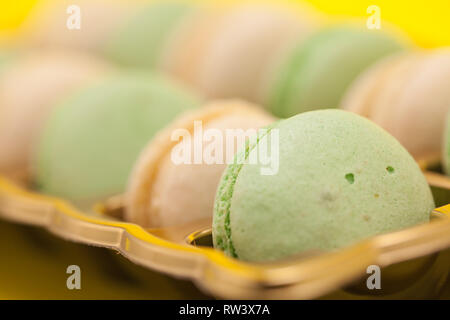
(366, 264, 381, 289)
(66, 265, 81, 290)
(170, 121, 280, 176)
(66, 5, 81, 30)
(366, 5, 381, 29)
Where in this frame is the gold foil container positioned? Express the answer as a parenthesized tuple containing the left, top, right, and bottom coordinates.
(419, 156, 450, 208)
(0, 175, 450, 299)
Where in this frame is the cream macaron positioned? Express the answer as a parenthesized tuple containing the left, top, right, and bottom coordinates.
(157, 5, 225, 91)
(0, 49, 112, 181)
(342, 49, 450, 159)
(161, 3, 313, 104)
(20, 0, 142, 53)
(125, 100, 276, 228)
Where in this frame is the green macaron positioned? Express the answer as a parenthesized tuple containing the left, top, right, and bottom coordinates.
(442, 110, 450, 175)
(0, 51, 10, 65)
(269, 26, 406, 118)
(33, 71, 199, 204)
(105, 1, 195, 69)
(0, 50, 15, 73)
(213, 109, 434, 262)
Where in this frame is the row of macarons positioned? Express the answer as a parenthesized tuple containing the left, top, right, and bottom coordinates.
(18, 0, 403, 114)
(0, 47, 271, 216)
(0, 1, 449, 261)
(0, 47, 441, 262)
(16, 1, 450, 161)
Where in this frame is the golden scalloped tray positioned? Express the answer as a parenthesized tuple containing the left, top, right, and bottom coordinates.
(419, 155, 450, 207)
(0, 174, 450, 299)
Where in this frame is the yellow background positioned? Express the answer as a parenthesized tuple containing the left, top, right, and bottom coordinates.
(1, 0, 449, 48)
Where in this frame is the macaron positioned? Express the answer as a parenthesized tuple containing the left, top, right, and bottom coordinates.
(339, 53, 409, 118)
(125, 100, 275, 228)
(213, 109, 434, 262)
(157, 5, 226, 91)
(105, 1, 196, 68)
(442, 111, 450, 174)
(0, 50, 14, 70)
(343, 49, 450, 159)
(268, 25, 406, 118)
(0, 50, 112, 181)
(20, 0, 142, 53)
(0, 51, 16, 78)
(32, 72, 200, 205)
(163, 4, 313, 104)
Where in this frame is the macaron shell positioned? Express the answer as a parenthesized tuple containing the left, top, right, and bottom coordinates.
(369, 53, 426, 136)
(389, 49, 450, 158)
(158, 7, 226, 89)
(0, 50, 15, 73)
(125, 103, 234, 227)
(126, 101, 275, 228)
(33, 72, 200, 204)
(443, 112, 450, 174)
(341, 52, 407, 116)
(196, 5, 309, 103)
(105, 1, 196, 68)
(213, 110, 434, 262)
(269, 26, 405, 118)
(255, 32, 309, 107)
(344, 50, 450, 159)
(0, 50, 112, 175)
(20, 0, 141, 53)
(149, 112, 275, 228)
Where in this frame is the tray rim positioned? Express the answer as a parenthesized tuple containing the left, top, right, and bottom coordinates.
(1, 175, 450, 299)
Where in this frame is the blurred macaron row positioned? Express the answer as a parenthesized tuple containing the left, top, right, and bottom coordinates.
(0, 0, 448, 264)
(18, 0, 448, 161)
(0, 49, 113, 183)
(343, 49, 450, 159)
(17, 0, 408, 104)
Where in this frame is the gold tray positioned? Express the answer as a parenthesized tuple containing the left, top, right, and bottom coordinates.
(419, 156, 450, 208)
(1, 175, 450, 299)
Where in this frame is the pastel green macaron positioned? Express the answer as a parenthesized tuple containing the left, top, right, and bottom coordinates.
(269, 26, 406, 118)
(213, 109, 434, 262)
(0, 50, 15, 73)
(0, 51, 10, 64)
(33, 71, 199, 204)
(105, 1, 195, 68)
(442, 110, 450, 175)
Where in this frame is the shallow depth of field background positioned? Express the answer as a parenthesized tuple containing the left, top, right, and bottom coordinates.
(1, 0, 449, 300)
(1, 0, 449, 48)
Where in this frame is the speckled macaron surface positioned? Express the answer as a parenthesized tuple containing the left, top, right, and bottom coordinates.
(33, 72, 200, 204)
(213, 109, 434, 262)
